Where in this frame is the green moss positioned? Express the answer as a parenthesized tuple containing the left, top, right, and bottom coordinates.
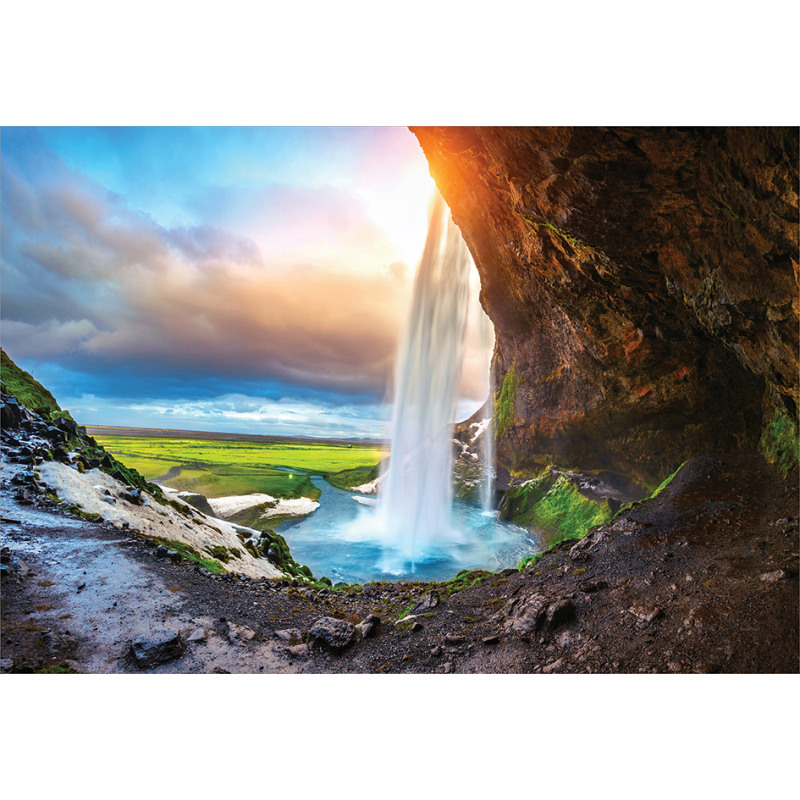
(434, 569, 492, 599)
(650, 460, 687, 498)
(67, 504, 101, 522)
(760, 406, 799, 476)
(152, 537, 228, 574)
(495, 367, 519, 439)
(208, 545, 230, 563)
(36, 663, 78, 674)
(517, 552, 544, 571)
(502, 470, 612, 545)
(1, 348, 62, 415)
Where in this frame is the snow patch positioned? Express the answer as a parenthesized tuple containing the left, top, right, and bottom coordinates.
(352, 472, 385, 495)
(260, 497, 319, 518)
(34, 462, 285, 579)
(208, 493, 276, 517)
(469, 417, 492, 443)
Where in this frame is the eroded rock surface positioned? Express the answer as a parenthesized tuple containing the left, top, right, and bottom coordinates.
(412, 126, 798, 483)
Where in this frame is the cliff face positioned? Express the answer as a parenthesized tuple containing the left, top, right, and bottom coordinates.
(412, 127, 799, 483)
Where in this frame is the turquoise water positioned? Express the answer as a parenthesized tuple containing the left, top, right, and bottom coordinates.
(278, 475, 543, 584)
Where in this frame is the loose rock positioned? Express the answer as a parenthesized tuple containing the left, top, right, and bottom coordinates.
(130, 630, 185, 668)
(309, 617, 356, 653)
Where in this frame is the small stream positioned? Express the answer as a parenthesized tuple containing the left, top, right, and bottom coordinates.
(277, 475, 543, 584)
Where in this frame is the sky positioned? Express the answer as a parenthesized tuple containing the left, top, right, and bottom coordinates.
(0, 126, 493, 439)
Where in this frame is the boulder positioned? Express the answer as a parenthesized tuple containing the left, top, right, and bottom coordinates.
(411, 590, 440, 614)
(309, 616, 356, 653)
(504, 593, 550, 635)
(0, 400, 22, 430)
(130, 630, 185, 667)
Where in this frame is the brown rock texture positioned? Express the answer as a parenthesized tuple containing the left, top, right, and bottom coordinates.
(411, 127, 799, 483)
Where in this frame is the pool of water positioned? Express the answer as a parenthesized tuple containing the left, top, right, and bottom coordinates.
(278, 475, 544, 584)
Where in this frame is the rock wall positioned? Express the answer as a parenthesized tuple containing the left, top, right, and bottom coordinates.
(412, 127, 799, 483)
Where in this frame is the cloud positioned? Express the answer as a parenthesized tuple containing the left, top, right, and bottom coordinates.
(1, 147, 412, 399)
(1, 128, 493, 437)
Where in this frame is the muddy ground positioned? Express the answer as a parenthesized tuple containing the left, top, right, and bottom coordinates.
(1, 453, 797, 674)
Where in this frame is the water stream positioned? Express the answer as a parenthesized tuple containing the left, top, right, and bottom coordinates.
(279, 477, 540, 584)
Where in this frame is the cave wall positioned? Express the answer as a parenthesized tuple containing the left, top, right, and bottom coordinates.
(411, 127, 799, 483)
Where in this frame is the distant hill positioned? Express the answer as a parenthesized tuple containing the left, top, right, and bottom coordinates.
(0, 349, 64, 416)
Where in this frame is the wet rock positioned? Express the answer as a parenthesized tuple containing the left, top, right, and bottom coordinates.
(274, 628, 304, 645)
(362, 583, 382, 598)
(356, 614, 380, 639)
(546, 598, 575, 629)
(504, 593, 549, 635)
(0, 400, 22, 429)
(760, 570, 787, 582)
(130, 630, 185, 667)
(309, 616, 356, 653)
(227, 621, 257, 645)
(629, 603, 664, 623)
(411, 590, 440, 614)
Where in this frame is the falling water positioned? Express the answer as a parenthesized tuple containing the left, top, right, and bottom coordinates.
(377, 192, 471, 566)
(479, 310, 495, 512)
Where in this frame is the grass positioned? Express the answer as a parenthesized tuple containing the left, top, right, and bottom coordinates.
(325, 464, 380, 491)
(95, 435, 382, 500)
(1, 348, 68, 417)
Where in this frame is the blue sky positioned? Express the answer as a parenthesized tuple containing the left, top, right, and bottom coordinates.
(1, 126, 490, 438)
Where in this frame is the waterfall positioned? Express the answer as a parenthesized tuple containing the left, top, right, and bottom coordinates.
(480, 309, 495, 512)
(377, 191, 471, 566)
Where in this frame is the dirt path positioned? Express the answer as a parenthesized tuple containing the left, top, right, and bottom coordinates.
(2, 453, 797, 674)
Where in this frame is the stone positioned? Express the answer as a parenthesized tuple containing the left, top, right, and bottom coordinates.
(130, 630, 185, 667)
(226, 621, 256, 645)
(482, 632, 501, 645)
(410, 621, 423, 632)
(308, 616, 356, 653)
(430, 645, 442, 657)
(444, 632, 464, 645)
(442, 661, 453, 674)
(0, 400, 22, 430)
(411, 590, 440, 614)
(187, 628, 207, 642)
(504, 593, 549, 635)
(155, 545, 169, 559)
(542, 658, 565, 673)
(760, 570, 787, 582)
(274, 628, 303, 645)
(285, 644, 310, 658)
(629, 603, 664, 624)
(356, 615, 380, 639)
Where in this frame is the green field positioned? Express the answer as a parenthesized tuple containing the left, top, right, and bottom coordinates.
(95, 435, 383, 500)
